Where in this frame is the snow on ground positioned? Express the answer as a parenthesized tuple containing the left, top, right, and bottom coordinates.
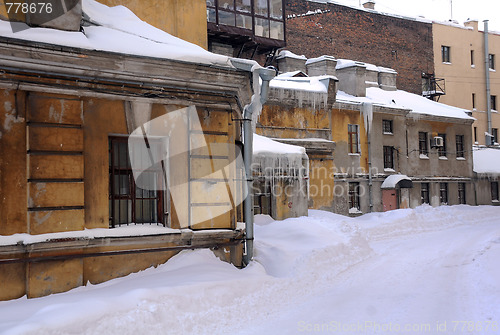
(1, 205, 499, 335)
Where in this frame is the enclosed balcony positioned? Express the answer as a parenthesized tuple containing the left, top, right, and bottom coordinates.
(206, 0, 286, 57)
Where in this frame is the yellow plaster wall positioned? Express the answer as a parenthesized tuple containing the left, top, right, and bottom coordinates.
(98, 0, 208, 49)
(331, 108, 369, 173)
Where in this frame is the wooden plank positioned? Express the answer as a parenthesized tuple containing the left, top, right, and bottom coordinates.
(190, 179, 232, 204)
(191, 110, 228, 133)
(29, 127, 83, 152)
(190, 157, 230, 179)
(28, 182, 84, 208)
(28, 209, 85, 235)
(0, 89, 28, 235)
(29, 155, 84, 180)
(28, 93, 83, 125)
(190, 206, 232, 230)
(190, 133, 229, 157)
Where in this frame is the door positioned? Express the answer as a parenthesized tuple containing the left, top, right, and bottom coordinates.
(382, 189, 398, 212)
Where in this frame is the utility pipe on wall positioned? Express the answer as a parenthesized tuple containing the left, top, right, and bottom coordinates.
(231, 59, 275, 266)
(484, 20, 492, 145)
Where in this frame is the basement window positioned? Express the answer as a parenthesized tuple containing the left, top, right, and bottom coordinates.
(348, 182, 360, 211)
(109, 137, 166, 228)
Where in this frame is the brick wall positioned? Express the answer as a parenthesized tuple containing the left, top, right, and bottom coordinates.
(284, 0, 434, 94)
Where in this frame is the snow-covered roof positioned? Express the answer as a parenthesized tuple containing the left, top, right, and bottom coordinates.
(305, 55, 337, 65)
(276, 50, 307, 60)
(473, 147, 500, 175)
(270, 75, 336, 94)
(0, 0, 232, 68)
(335, 59, 397, 74)
(253, 134, 306, 156)
(336, 88, 474, 120)
(381, 174, 413, 189)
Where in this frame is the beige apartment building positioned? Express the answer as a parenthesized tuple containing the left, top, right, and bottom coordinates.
(433, 20, 500, 146)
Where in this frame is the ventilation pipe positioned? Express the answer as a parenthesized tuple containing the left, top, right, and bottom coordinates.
(484, 20, 492, 145)
(230, 59, 276, 266)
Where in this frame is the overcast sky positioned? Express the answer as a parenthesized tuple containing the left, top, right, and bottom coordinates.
(332, 0, 500, 32)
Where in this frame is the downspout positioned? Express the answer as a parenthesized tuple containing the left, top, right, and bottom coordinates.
(484, 20, 492, 145)
(230, 59, 275, 266)
(362, 102, 374, 212)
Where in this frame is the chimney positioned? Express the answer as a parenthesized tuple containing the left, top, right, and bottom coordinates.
(306, 55, 338, 77)
(276, 50, 307, 74)
(362, 1, 375, 10)
(378, 67, 398, 91)
(464, 19, 479, 31)
(336, 61, 367, 97)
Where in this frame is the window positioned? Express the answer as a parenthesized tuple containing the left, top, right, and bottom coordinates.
(489, 54, 495, 70)
(474, 127, 477, 143)
(419, 132, 428, 155)
(438, 133, 447, 157)
(493, 128, 498, 144)
(421, 183, 430, 204)
(348, 182, 360, 210)
(440, 182, 448, 205)
(471, 50, 475, 66)
(207, 0, 284, 40)
(491, 95, 497, 111)
(492, 181, 499, 201)
(348, 124, 359, 154)
(382, 119, 393, 134)
(458, 183, 466, 204)
(456, 135, 465, 158)
(109, 137, 166, 227)
(472, 93, 476, 109)
(383, 146, 394, 169)
(441, 46, 451, 63)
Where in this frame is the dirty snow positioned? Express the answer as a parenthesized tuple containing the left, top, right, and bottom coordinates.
(0, 205, 499, 334)
(473, 146, 500, 175)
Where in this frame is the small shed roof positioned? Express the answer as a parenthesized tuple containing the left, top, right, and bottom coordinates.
(381, 174, 413, 189)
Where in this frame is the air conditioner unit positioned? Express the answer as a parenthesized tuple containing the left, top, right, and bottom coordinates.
(432, 136, 444, 147)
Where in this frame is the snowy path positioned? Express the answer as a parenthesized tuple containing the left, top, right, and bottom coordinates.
(241, 221, 500, 334)
(0, 206, 499, 335)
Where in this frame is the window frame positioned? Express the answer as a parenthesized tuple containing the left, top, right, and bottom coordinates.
(439, 182, 448, 205)
(437, 133, 447, 157)
(348, 124, 360, 154)
(206, 0, 285, 41)
(383, 146, 394, 169)
(489, 54, 495, 70)
(471, 50, 475, 67)
(382, 119, 393, 134)
(348, 182, 360, 210)
(492, 128, 498, 144)
(491, 95, 497, 111)
(492, 181, 499, 201)
(421, 183, 430, 204)
(458, 182, 466, 204)
(441, 45, 451, 63)
(456, 135, 465, 158)
(472, 93, 476, 109)
(109, 136, 167, 228)
(419, 132, 428, 156)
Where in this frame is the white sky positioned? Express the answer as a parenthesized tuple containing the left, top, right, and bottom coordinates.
(333, 0, 500, 32)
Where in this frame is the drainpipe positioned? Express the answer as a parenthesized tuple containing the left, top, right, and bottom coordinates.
(230, 59, 275, 266)
(484, 20, 492, 145)
(362, 102, 374, 212)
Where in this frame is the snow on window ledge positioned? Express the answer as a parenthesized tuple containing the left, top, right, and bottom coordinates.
(443, 62, 452, 65)
(383, 132, 393, 135)
(349, 207, 362, 214)
(420, 154, 429, 160)
(456, 157, 466, 161)
(439, 156, 448, 160)
(384, 168, 396, 173)
(490, 68, 496, 72)
(348, 153, 361, 156)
